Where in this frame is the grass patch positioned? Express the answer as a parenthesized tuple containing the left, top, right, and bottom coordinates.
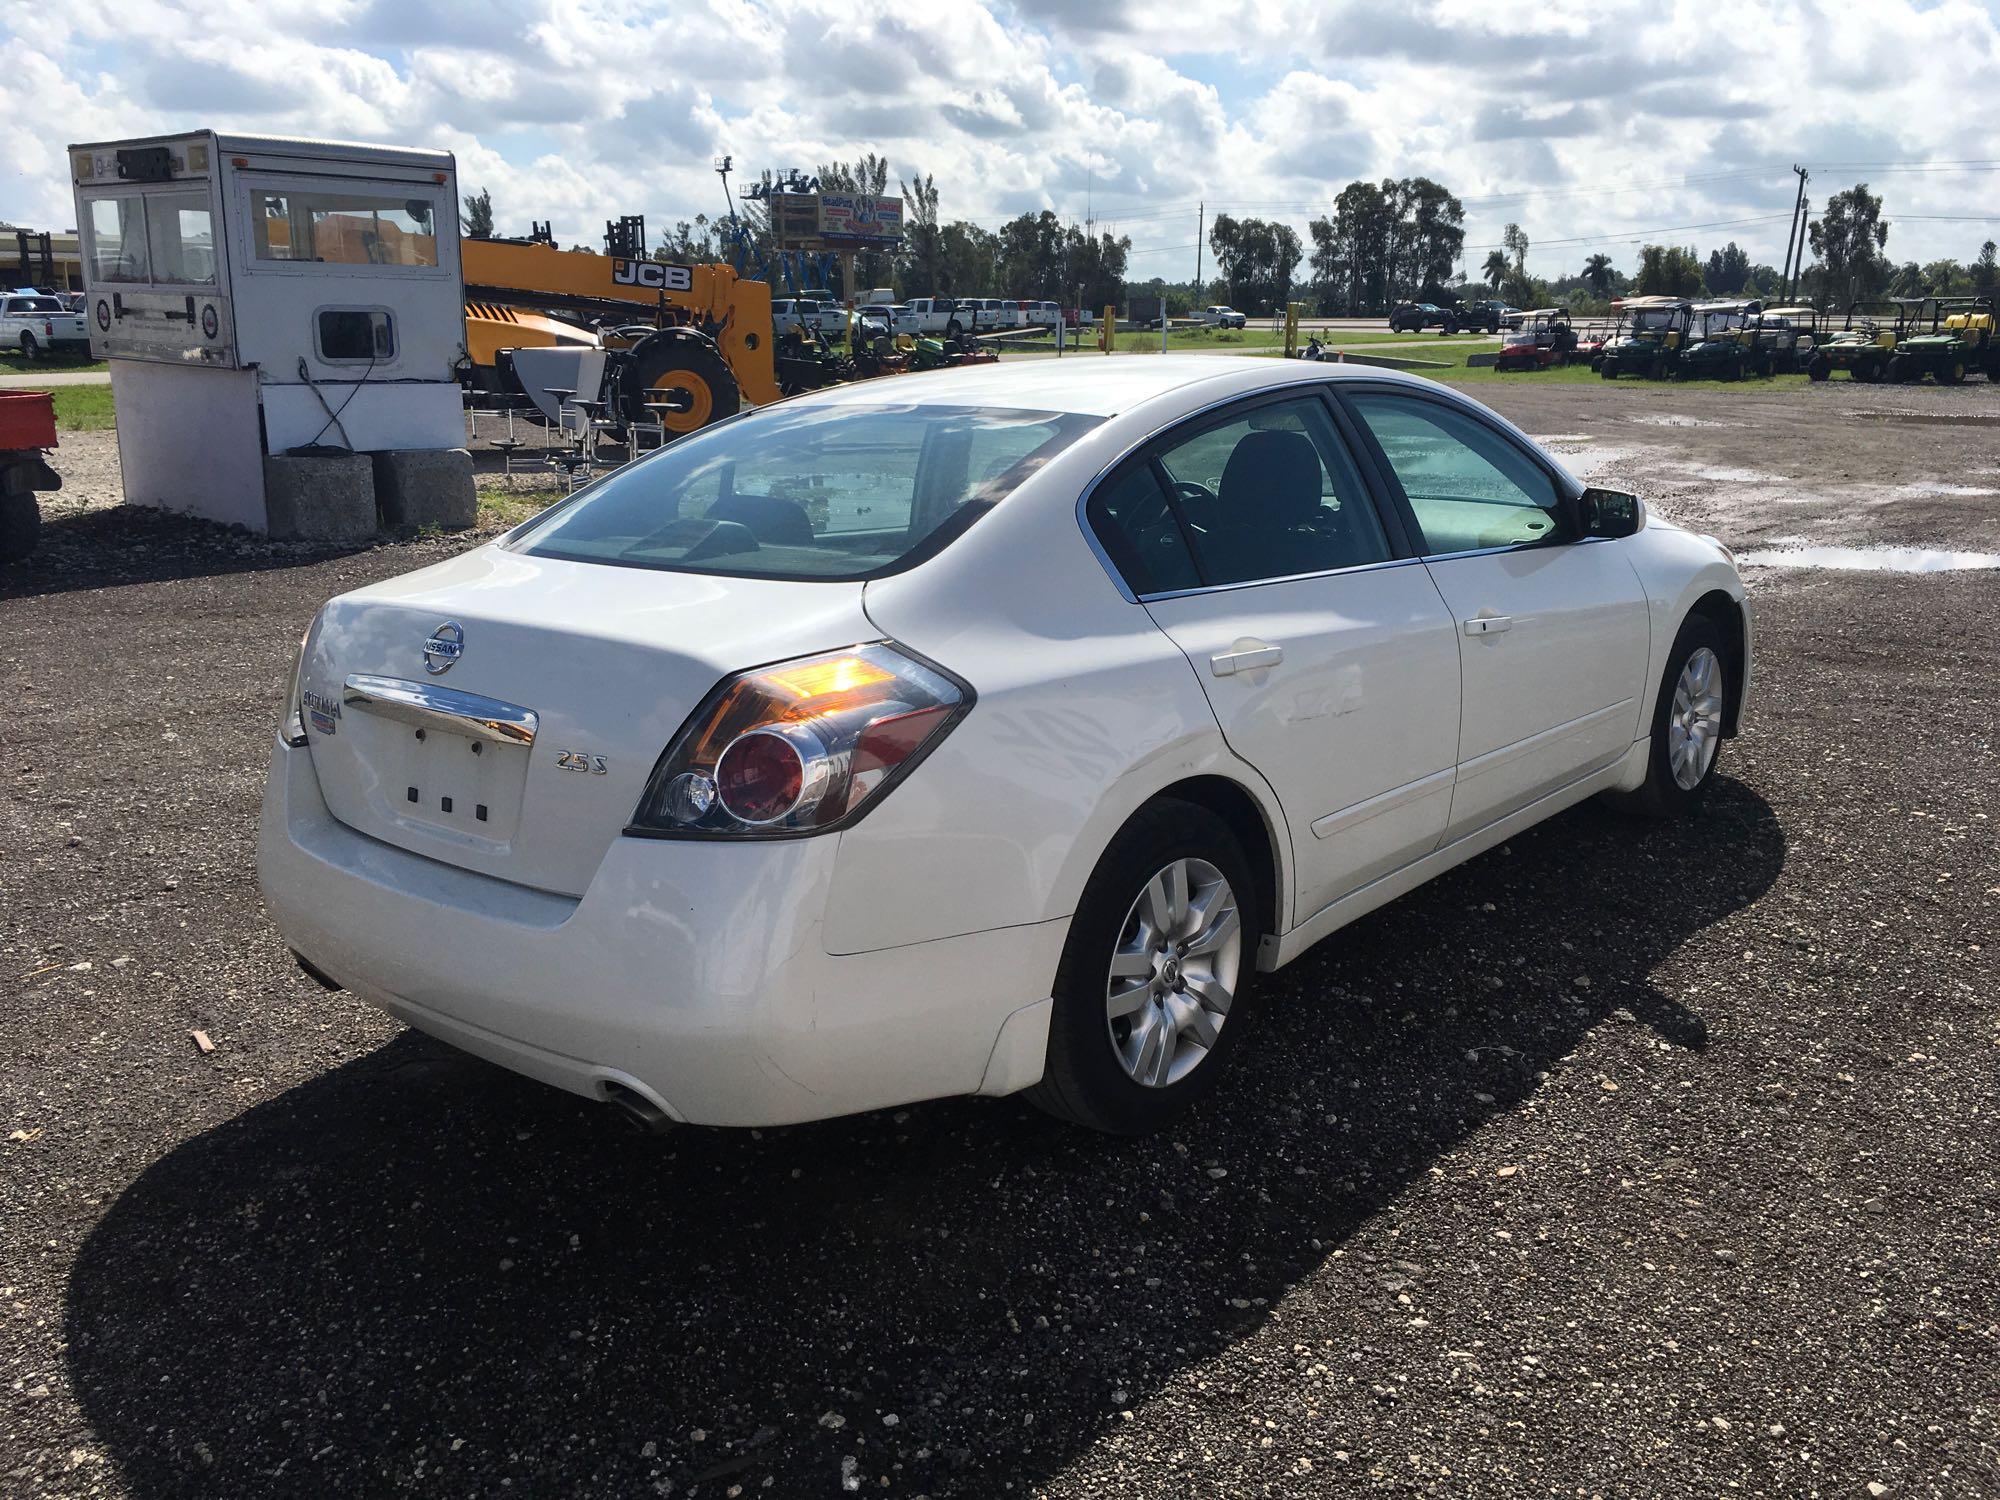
(51, 386, 116, 431)
(0, 354, 109, 376)
(478, 486, 565, 529)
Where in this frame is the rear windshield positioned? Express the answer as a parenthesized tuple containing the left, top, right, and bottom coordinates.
(514, 401, 1102, 580)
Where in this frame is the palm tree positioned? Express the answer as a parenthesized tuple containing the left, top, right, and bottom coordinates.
(1582, 253, 1614, 299)
(1481, 250, 1508, 292)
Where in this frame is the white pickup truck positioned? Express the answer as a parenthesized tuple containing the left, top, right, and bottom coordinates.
(903, 297, 1011, 337)
(2, 291, 92, 359)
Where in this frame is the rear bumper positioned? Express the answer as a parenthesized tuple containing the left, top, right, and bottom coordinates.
(258, 739, 1063, 1126)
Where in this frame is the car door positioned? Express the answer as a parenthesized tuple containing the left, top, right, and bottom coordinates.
(1085, 389, 1462, 923)
(1340, 386, 1651, 839)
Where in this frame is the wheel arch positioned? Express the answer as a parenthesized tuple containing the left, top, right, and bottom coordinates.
(1139, 775, 1285, 946)
(1683, 587, 1749, 737)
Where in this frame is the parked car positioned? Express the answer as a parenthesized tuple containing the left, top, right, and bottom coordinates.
(771, 298, 833, 339)
(904, 297, 1000, 336)
(1388, 301, 1460, 335)
(1024, 300, 1062, 329)
(1455, 300, 1513, 334)
(1200, 305, 1248, 329)
(262, 358, 1750, 1135)
(853, 303, 920, 340)
(1, 290, 91, 359)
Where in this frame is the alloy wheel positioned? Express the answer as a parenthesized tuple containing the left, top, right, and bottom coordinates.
(1668, 646, 1724, 791)
(1104, 857, 1241, 1088)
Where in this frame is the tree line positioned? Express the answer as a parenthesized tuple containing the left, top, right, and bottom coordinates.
(468, 174, 1997, 317)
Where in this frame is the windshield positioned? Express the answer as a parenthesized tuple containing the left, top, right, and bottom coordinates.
(515, 402, 1102, 580)
(1631, 310, 1679, 333)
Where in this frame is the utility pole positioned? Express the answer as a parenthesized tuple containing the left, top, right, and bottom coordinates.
(1779, 165, 1807, 301)
(1790, 197, 1812, 304)
(1193, 200, 1204, 303)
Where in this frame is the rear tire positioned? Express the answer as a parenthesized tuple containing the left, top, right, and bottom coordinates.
(1808, 355, 1830, 381)
(0, 489, 40, 565)
(1855, 354, 1883, 383)
(1027, 800, 1256, 1135)
(1620, 615, 1729, 819)
(18, 333, 40, 361)
(1938, 357, 1966, 386)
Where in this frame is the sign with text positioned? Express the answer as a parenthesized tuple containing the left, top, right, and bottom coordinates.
(819, 194, 903, 248)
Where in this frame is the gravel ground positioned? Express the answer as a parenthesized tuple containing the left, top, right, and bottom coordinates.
(2, 382, 1996, 1498)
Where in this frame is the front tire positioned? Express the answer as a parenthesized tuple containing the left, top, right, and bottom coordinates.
(623, 334, 740, 435)
(1623, 616, 1729, 818)
(1027, 800, 1255, 1134)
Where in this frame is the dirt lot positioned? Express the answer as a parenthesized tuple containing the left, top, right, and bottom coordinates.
(2, 380, 1995, 1498)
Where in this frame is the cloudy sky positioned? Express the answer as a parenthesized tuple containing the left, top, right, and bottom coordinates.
(6, 0, 2000, 282)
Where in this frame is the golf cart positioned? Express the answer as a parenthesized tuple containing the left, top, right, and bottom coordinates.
(1493, 308, 1578, 371)
(1885, 296, 1997, 384)
(1807, 301, 1906, 383)
(1672, 299, 1761, 381)
(1746, 306, 1820, 375)
(1598, 296, 1692, 379)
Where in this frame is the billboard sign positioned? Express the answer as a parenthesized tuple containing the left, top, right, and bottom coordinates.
(820, 194, 903, 248)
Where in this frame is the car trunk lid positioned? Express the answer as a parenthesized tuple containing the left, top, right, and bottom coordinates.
(299, 543, 873, 896)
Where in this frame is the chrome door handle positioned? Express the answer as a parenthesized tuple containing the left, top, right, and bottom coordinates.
(1209, 642, 1284, 676)
(1462, 615, 1512, 637)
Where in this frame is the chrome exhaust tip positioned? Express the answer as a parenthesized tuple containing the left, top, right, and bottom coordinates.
(601, 1080, 674, 1135)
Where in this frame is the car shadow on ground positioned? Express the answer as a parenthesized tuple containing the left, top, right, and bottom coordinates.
(65, 780, 1783, 1496)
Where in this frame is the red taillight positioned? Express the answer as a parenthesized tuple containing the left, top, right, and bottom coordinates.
(631, 642, 970, 839)
(715, 731, 806, 824)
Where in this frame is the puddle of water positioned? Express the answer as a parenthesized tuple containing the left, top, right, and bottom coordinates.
(1627, 414, 1722, 428)
(1738, 544, 2000, 573)
(1900, 481, 2000, 498)
(1528, 433, 1591, 445)
(1683, 464, 1787, 484)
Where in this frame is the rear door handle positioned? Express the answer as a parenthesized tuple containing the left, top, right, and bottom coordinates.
(1210, 641, 1284, 676)
(1462, 614, 1512, 637)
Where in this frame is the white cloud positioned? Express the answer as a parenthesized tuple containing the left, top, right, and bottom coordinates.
(4, 0, 1999, 279)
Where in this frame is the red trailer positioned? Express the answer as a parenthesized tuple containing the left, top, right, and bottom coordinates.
(0, 389, 61, 563)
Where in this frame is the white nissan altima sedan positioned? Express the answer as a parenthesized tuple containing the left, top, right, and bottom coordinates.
(260, 357, 1749, 1135)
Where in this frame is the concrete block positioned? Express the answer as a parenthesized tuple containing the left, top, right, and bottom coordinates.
(262, 454, 377, 542)
(373, 448, 477, 531)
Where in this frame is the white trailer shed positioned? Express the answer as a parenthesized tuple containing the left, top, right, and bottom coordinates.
(68, 131, 468, 532)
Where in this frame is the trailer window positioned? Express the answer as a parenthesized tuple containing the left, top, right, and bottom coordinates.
(252, 190, 439, 268)
(86, 198, 150, 283)
(145, 193, 216, 285)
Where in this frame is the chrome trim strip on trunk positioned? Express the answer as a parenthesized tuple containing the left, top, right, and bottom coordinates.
(342, 674, 539, 746)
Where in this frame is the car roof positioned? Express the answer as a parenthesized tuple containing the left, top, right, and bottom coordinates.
(786, 353, 1437, 419)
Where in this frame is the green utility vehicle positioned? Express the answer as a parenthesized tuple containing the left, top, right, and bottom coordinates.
(1807, 301, 1905, 382)
(1747, 306, 1821, 375)
(1672, 299, 1761, 380)
(1598, 296, 1692, 379)
(1885, 296, 1998, 384)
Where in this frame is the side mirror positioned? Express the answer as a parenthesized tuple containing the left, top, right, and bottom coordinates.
(1580, 487, 1642, 539)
